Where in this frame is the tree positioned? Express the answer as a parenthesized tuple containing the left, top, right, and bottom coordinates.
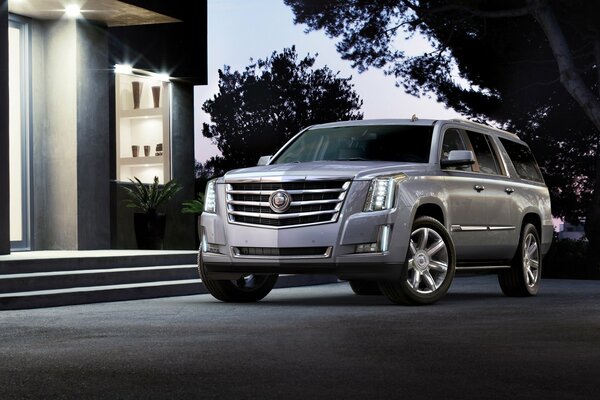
(284, 0, 600, 259)
(202, 46, 363, 176)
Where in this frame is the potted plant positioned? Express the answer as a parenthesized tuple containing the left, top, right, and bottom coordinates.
(122, 176, 181, 250)
(182, 192, 205, 248)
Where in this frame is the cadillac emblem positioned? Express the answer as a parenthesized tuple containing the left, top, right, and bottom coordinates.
(269, 189, 292, 213)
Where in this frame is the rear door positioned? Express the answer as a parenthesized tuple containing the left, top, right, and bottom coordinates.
(463, 130, 517, 260)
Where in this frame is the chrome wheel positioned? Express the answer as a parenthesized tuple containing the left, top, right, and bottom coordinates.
(379, 216, 456, 305)
(523, 232, 540, 287)
(407, 227, 449, 294)
(498, 223, 542, 297)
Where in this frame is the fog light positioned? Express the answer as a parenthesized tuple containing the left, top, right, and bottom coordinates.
(355, 243, 379, 253)
(354, 225, 391, 253)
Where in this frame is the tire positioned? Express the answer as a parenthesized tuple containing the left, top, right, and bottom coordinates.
(198, 252, 278, 302)
(349, 280, 382, 295)
(498, 223, 541, 297)
(379, 216, 456, 305)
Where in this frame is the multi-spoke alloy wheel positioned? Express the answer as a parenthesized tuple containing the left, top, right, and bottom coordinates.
(379, 216, 456, 305)
(522, 232, 540, 288)
(499, 223, 542, 296)
(406, 227, 449, 294)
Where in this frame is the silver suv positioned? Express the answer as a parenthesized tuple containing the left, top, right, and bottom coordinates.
(198, 119, 552, 305)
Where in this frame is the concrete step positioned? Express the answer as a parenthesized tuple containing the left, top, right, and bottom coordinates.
(0, 250, 202, 309)
(0, 279, 205, 310)
(0, 265, 200, 293)
(0, 250, 198, 274)
(0, 250, 339, 310)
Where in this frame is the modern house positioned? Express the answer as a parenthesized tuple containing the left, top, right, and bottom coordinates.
(0, 0, 207, 255)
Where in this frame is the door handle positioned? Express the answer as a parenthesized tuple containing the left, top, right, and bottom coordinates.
(473, 185, 485, 192)
(505, 187, 515, 194)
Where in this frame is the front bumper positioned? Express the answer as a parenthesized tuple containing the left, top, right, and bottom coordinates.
(199, 204, 412, 281)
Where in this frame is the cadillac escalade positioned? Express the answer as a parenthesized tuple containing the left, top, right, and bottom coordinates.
(198, 119, 552, 305)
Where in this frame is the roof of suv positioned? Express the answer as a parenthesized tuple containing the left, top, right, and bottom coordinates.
(308, 118, 520, 140)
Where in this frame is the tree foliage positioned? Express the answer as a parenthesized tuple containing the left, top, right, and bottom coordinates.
(202, 46, 363, 176)
(285, 0, 600, 239)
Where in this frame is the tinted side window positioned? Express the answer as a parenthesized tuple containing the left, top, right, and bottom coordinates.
(441, 129, 467, 157)
(499, 138, 544, 182)
(441, 129, 472, 171)
(465, 131, 500, 175)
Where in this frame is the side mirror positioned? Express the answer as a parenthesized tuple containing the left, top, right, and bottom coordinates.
(440, 150, 475, 168)
(257, 155, 272, 166)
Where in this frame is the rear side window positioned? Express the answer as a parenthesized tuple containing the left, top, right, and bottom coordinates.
(499, 138, 544, 183)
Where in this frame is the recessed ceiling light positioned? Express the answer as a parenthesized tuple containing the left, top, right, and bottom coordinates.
(115, 64, 133, 75)
(65, 4, 82, 18)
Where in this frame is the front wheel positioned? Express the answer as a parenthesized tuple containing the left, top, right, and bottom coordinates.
(349, 280, 382, 295)
(498, 223, 541, 296)
(198, 253, 278, 302)
(379, 216, 456, 305)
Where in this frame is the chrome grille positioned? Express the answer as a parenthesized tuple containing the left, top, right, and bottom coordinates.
(226, 180, 351, 228)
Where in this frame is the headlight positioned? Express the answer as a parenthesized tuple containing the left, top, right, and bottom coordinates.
(204, 179, 217, 213)
(363, 174, 406, 212)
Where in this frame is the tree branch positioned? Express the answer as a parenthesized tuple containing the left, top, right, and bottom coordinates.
(527, 0, 600, 132)
(400, 0, 529, 19)
(594, 33, 600, 99)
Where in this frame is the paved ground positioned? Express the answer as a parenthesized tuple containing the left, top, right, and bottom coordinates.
(1, 275, 599, 400)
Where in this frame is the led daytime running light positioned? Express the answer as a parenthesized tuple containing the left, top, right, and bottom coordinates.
(204, 179, 217, 213)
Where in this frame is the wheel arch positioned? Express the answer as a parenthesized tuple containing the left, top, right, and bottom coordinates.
(412, 201, 446, 227)
(522, 212, 542, 241)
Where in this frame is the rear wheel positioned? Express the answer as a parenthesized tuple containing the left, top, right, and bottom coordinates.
(498, 223, 541, 296)
(198, 253, 278, 302)
(379, 216, 456, 305)
(349, 280, 382, 295)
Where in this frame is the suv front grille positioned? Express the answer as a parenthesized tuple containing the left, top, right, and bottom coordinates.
(226, 180, 351, 228)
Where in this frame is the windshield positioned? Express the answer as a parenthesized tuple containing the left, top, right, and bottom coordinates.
(272, 124, 434, 164)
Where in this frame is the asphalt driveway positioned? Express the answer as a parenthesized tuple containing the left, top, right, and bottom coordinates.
(1, 275, 599, 399)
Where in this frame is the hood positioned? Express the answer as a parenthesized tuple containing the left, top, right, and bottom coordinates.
(223, 161, 430, 182)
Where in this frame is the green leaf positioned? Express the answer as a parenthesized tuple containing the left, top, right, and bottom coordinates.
(120, 176, 181, 213)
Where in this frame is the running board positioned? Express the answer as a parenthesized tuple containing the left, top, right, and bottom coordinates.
(456, 265, 511, 271)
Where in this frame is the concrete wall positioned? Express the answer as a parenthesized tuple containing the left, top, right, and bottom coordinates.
(31, 19, 110, 250)
(165, 82, 195, 249)
(31, 20, 78, 249)
(75, 22, 110, 249)
(0, 3, 9, 255)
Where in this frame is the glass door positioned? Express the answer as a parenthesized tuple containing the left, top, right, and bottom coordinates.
(9, 17, 31, 250)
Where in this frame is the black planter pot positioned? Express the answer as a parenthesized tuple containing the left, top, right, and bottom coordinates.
(134, 212, 166, 250)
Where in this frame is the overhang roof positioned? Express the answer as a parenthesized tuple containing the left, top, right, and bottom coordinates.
(8, 0, 181, 27)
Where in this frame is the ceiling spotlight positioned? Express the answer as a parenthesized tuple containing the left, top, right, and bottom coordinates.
(65, 4, 82, 18)
(114, 64, 133, 75)
(156, 73, 171, 82)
